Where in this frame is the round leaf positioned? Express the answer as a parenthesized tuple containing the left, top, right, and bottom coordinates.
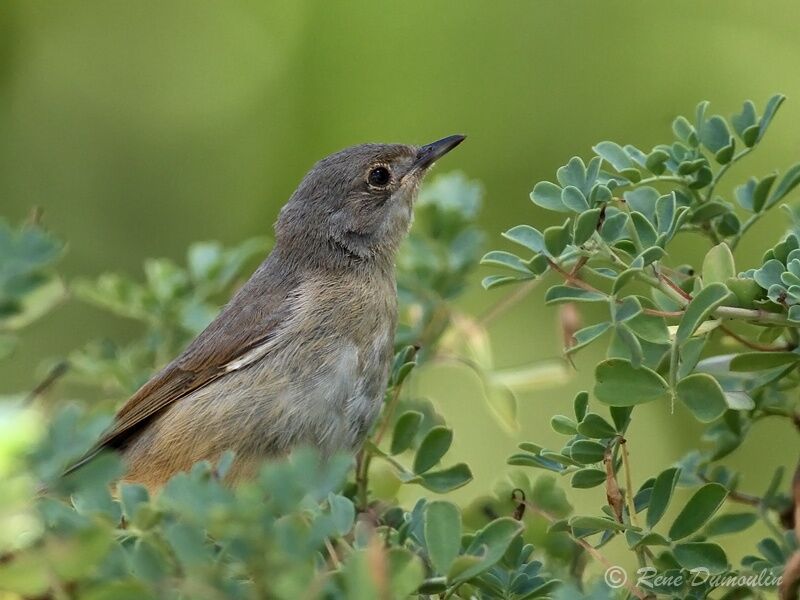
(594, 359, 669, 406)
(424, 501, 462, 575)
(676, 373, 727, 423)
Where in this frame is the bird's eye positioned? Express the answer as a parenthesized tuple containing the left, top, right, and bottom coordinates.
(367, 166, 391, 187)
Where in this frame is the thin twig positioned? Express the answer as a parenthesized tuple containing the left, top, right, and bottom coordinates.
(477, 279, 539, 326)
(24, 361, 69, 406)
(619, 437, 639, 528)
(719, 324, 793, 352)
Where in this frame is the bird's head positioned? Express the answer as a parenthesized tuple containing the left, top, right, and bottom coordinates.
(275, 135, 465, 269)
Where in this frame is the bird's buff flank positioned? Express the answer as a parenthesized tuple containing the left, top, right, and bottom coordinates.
(65, 135, 466, 491)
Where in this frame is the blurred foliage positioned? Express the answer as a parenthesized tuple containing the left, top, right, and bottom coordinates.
(486, 95, 800, 598)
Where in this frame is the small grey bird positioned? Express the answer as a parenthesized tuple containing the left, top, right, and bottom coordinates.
(67, 135, 465, 491)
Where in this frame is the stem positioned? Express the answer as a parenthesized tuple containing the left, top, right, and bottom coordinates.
(730, 213, 761, 250)
(706, 146, 754, 203)
(477, 279, 539, 326)
(719, 324, 794, 352)
(619, 437, 639, 527)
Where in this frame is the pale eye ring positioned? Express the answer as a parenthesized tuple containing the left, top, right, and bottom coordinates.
(367, 166, 391, 187)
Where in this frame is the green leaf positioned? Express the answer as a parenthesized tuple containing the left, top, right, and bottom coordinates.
(655, 192, 676, 235)
(647, 467, 680, 529)
(676, 283, 731, 344)
(573, 208, 602, 245)
(624, 187, 659, 222)
(646, 149, 670, 174)
(766, 163, 800, 209)
(704, 512, 757, 537)
(449, 518, 523, 585)
(544, 285, 606, 305)
(731, 100, 756, 139)
(481, 251, 531, 274)
(571, 468, 607, 489)
(567, 321, 611, 355)
(599, 211, 628, 242)
(673, 542, 728, 575)
(594, 359, 669, 406)
(543, 221, 572, 256)
(577, 413, 618, 438)
(557, 156, 587, 189)
(482, 275, 523, 290)
(574, 391, 589, 421)
(668, 483, 728, 540)
(672, 116, 696, 145)
(593, 141, 633, 171)
(754, 173, 778, 212)
(424, 501, 462, 575)
(569, 440, 606, 464)
(413, 427, 453, 474)
(568, 516, 626, 532)
(757, 93, 785, 142)
(413, 463, 473, 493)
(391, 411, 424, 455)
(702, 243, 735, 285)
(729, 351, 800, 372)
(753, 258, 785, 290)
(630, 212, 658, 249)
(531, 181, 568, 212)
(550, 415, 578, 435)
(700, 115, 730, 153)
(676, 373, 727, 422)
(561, 186, 589, 212)
(329, 493, 356, 536)
(502, 225, 545, 253)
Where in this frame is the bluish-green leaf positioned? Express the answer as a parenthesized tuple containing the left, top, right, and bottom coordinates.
(573, 208, 602, 245)
(561, 186, 589, 212)
(676, 373, 727, 423)
(577, 413, 618, 438)
(413, 463, 473, 493)
(676, 283, 732, 344)
(624, 187, 659, 222)
(545, 285, 606, 305)
(413, 426, 453, 474)
(391, 411, 423, 455)
(673, 542, 728, 574)
(647, 467, 680, 529)
(594, 359, 669, 406)
(502, 225, 545, 254)
(757, 93, 786, 142)
(569, 440, 606, 464)
(481, 251, 531, 274)
(668, 483, 728, 540)
(702, 243, 735, 285)
(543, 221, 572, 256)
(531, 181, 568, 212)
(425, 501, 462, 575)
(704, 512, 757, 537)
(571, 468, 607, 489)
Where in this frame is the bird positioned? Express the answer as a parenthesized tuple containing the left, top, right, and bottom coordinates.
(65, 135, 466, 492)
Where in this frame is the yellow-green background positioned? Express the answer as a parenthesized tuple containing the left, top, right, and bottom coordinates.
(2, 0, 798, 576)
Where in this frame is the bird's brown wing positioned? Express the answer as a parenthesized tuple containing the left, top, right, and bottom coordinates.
(64, 263, 295, 475)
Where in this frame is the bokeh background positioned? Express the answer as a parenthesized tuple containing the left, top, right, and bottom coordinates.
(2, 0, 799, 573)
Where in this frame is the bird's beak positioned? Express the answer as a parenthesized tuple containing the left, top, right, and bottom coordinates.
(413, 134, 466, 171)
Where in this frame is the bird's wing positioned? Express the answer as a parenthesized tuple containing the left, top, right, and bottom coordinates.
(64, 265, 295, 474)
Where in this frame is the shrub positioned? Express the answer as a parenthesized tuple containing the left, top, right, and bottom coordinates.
(1, 96, 798, 599)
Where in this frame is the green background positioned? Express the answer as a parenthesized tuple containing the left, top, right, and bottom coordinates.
(2, 0, 798, 572)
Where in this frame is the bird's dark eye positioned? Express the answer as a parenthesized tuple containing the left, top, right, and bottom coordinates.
(368, 166, 391, 187)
